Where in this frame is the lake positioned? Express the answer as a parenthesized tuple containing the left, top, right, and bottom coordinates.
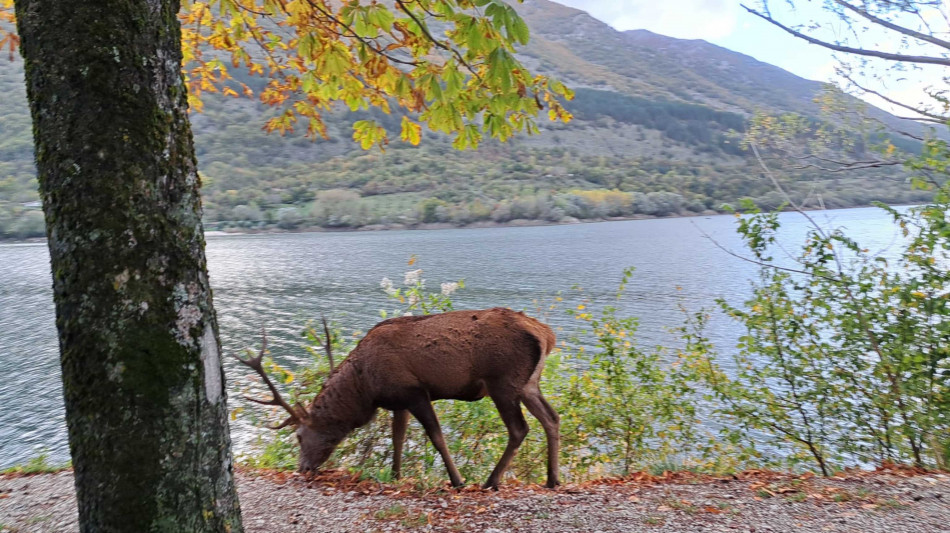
(0, 207, 911, 468)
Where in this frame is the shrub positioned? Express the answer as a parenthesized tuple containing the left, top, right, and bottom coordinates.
(687, 195, 950, 472)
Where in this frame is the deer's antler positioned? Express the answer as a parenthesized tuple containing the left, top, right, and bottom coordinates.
(234, 328, 309, 428)
(321, 315, 334, 373)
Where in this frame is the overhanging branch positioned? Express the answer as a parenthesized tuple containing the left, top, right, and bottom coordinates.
(833, 0, 950, 51)
(741, 4, 950, 67)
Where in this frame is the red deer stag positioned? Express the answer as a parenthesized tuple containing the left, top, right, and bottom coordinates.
(236, 308, 560, 489)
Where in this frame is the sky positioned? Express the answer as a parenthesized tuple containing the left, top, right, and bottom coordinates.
(552, 0, 947, 117)
(553, 0, 837, 80)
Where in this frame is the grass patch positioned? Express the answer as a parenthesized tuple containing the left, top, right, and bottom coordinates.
(832, 491, 853, 503)
(879, 498, 908, 510)
(372, 504, 428, 528)
(400, 511, 428, 528)
(716, 501, 734, 511)
(374, 504, 407, 520)
(663, 498, 698, 513)
(785, 491, 808, 503)
(1, 454, 70, 476)
(647, 460, 706, 476)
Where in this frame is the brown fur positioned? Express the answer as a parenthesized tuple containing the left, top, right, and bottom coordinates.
(295, 308, 560, 489)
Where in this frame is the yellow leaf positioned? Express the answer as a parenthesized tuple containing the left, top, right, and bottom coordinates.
(400, 116, 422, 146)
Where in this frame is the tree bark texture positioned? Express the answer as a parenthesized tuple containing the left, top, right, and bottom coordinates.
(14, 1, 243, 531)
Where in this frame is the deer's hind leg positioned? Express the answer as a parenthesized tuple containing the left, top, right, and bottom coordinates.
(483, 394, 529, 490)
(391, 409, 410, 479)
(407, 398, 464, 488)
(522, 385, 560, 488)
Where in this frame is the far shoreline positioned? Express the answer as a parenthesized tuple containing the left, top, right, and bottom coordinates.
(3, 202, 920, 244)
(203, 210, 703, 238)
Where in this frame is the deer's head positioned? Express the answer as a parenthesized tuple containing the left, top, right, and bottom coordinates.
(235, 323, 339, 473)
(293, 421, 344, 473)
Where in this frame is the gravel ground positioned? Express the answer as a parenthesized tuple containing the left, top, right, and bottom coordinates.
(1, 468, 947, 532)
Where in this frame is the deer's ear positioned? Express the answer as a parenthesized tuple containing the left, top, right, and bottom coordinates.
(293, 402, 312, 424)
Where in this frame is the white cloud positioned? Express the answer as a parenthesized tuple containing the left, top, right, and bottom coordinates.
(554, 0, 739, 40)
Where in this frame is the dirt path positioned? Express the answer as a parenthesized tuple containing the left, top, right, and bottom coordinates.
(1, 468, 947, 532)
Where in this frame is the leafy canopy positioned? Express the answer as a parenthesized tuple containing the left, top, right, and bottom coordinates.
(1, 0, 573, 149)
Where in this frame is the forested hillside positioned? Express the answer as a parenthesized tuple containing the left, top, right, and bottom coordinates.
(0, 0, 933, 238)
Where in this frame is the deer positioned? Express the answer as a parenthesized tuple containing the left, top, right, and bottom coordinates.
(236, 307, 560, 489)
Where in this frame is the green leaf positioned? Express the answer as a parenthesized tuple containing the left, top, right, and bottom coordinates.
(506, 7, 530, 44)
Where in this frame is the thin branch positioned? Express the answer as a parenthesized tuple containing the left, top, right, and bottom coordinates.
(304, 0, 422, 67)
(791, 159, 905, 172)
(841, 73, 949, 122)
(690, 220, 839, 281)
(232, 2, 270, 17)
(890, 116, 946, 124)
(749, 142, 852, 272)
(741, 4, 950, 66)
(884, 126, 927, 142)
(751, 142, 800, 211)
(833, 0, 950, 50)
(394, 0, 483, 83)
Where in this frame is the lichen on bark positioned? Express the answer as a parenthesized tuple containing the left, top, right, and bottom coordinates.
(13, 0, 243, 530)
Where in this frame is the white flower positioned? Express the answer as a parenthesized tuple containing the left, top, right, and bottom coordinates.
(403, 311, 413, 316)
(441, 282, 460, 296)
(404, 269, 424, 286)
(380, 277, 397, 296)
(408, 293, 420, 306)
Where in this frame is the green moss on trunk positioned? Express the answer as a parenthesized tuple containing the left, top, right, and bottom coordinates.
(13, 0, 243, 530)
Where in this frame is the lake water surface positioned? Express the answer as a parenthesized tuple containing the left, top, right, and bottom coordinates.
(0, 207, 911, 467)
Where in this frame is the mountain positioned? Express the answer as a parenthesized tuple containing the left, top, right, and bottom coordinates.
(0, 0, 934, 239)
(517, 0, 925, 136)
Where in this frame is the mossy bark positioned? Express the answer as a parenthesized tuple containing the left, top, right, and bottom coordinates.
(14, 1, 243, 531)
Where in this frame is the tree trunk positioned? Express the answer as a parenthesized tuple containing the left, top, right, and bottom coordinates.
(14, 1, 243, 530)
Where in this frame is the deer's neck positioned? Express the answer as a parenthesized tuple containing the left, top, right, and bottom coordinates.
(307, 359, 375, 436)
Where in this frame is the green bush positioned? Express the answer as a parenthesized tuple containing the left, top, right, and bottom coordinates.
(686, 193, 950, 473)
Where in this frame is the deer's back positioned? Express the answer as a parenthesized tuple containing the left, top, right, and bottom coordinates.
(351, 308, 554, 404)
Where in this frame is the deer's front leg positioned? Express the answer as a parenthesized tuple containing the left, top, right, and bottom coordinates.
(408, 399, 464, 488)
(391, 409, 410, 480)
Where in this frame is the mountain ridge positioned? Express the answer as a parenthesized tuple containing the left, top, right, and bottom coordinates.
(0, 0, 932, 238)
(518, 0, 926, 137)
